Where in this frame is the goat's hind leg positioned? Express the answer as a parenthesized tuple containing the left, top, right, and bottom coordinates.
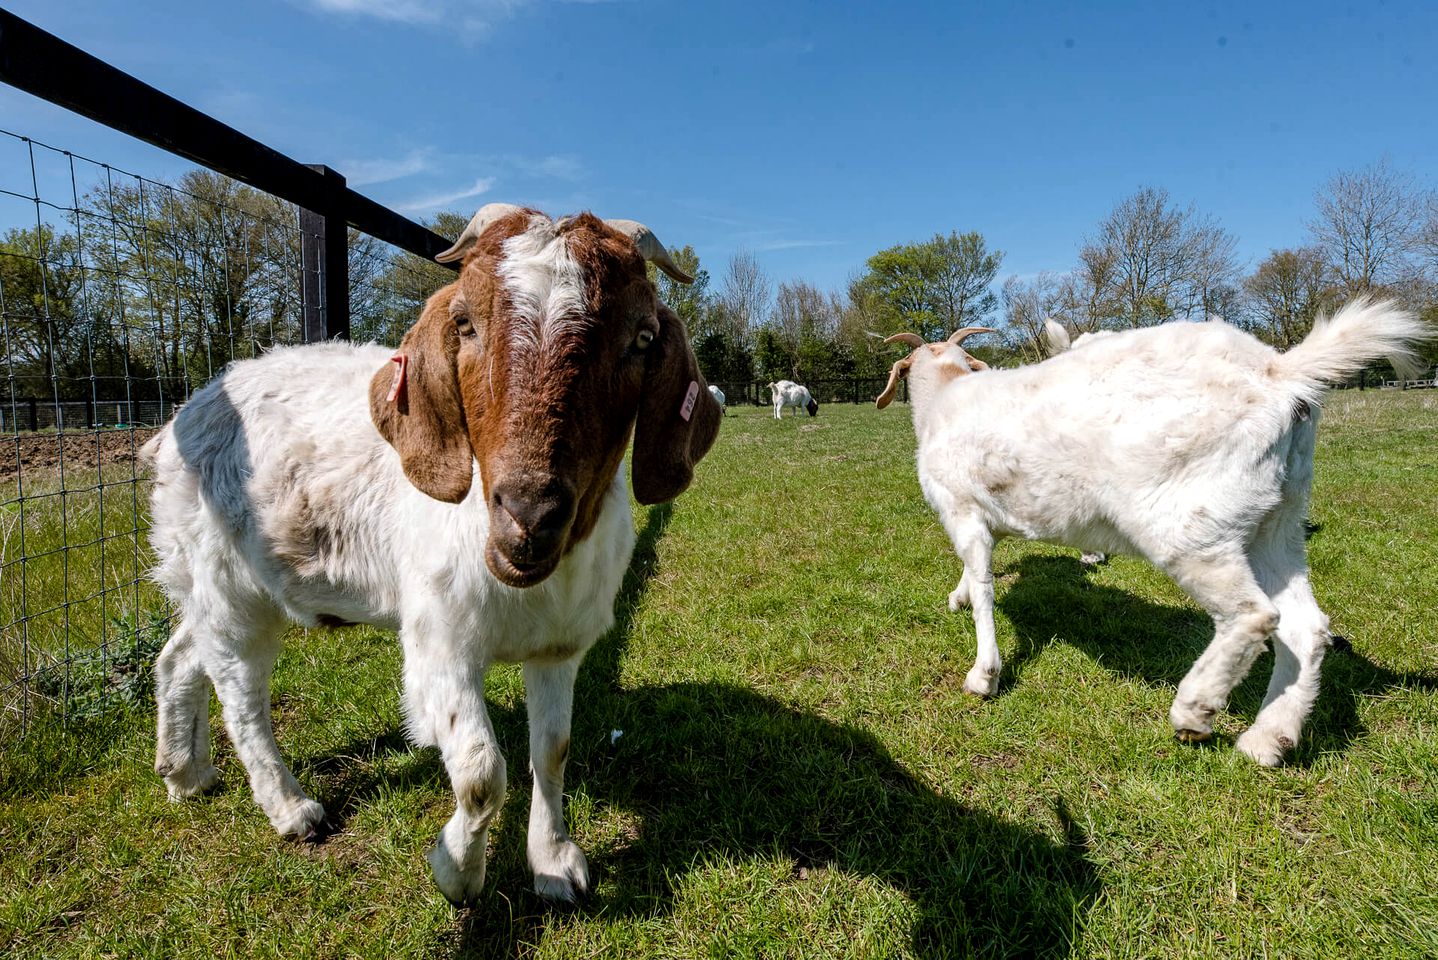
(1236, 511, 1330, 766)
(154, 618, 218, 799)
(1164, 549, 1278, 744)
(204, 602, 326, 838)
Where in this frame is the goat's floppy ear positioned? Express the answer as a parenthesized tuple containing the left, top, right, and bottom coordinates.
(875, 354, 914, 408)
(369, 284, 475, 503)
(632, 305, 721, 505)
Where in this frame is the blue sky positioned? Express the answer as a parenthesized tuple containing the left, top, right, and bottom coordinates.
(3, 0, 1436, 294)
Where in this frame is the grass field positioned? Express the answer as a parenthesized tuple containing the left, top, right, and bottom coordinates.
(1, 390, 1436, 959)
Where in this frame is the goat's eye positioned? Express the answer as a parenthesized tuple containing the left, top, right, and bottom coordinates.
(454, 311, 474, 337)
(634, 329, 655, 351)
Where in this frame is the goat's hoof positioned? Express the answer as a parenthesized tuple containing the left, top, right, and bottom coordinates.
(1235, 728, 1293, 767)
(272, 799, 327, 840)
(1080, 552, 1107, 566)
(962, 670, 999, 698)
(1174, 728, 1213, 745)
(162, 763, 220, 800)
(531, 840, 590, 904)
(429, 835, 488, 906)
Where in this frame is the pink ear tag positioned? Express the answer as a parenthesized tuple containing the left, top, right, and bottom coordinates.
(386, 353, 408, 403)
(679, 380, 699, 422)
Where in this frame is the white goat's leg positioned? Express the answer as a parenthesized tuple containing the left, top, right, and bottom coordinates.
(154, 618, 219, 799)
(409, 653, 506, 905)
(1238, 519, 1330, 766)
(947, 569, 972, 611)
(205, 608, 326, 838)
(957, 532, 1000, 697)
(523, 656, 589, 902)
(1164, 550, 1278, 744)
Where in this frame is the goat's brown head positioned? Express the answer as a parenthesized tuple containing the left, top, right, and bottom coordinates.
(874, 327, 995, 408)
(369, 204, 721, 588)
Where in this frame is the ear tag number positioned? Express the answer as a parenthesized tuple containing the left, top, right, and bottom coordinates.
(387, 353, 408, 403)
(680, 380, 699, 422)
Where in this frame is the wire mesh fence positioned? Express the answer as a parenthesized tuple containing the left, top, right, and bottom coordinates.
(0, 129, 447, 739)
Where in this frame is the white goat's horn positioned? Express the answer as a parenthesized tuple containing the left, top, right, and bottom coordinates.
(435, 203, 530, 264)
(603, 218, 694, 284)
(884, 332, 925, 349)
(947, 326, 996, 345)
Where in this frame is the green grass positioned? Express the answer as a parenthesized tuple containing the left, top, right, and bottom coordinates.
(2, 391, 1437, 958)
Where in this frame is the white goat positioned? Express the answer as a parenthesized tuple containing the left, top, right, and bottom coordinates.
(144, 204, 721, 904)
(768, 379, 816, 418)
(708, 383, 726, 413)
(877, 300, 1430, 765)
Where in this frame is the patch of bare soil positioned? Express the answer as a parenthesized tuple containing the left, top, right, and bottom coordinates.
(0, 429, 159, 484)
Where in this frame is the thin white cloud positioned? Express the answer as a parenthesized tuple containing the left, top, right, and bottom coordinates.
(300, 0, 537, 36)
(306, 0, 446, 25)
(750, 238, 846, 253)
(342, 148, 435, 187)
(397, 176, 497, 213)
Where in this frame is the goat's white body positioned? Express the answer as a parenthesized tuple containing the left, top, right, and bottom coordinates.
(147, 342, 634, 897)
(708, 384, 726, 411)
(908, 300, 1429, 764)
(770, 380, 813, 418)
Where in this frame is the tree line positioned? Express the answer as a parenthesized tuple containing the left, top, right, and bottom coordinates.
(4, 160, 1437, 406)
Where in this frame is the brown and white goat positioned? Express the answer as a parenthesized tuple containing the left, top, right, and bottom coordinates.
(144, 204, 721, 903)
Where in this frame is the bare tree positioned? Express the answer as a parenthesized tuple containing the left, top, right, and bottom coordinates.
(1243, 247, 1333, 348)
(1080, 186, 1236, 327)
(1308, 159, 1422, 296)
(718, 249, 771, 351)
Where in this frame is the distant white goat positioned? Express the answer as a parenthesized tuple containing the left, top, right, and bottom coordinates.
(708, 384, 726, 413)
(768, 379, 816, 418)
(878, 300, 1431, 766)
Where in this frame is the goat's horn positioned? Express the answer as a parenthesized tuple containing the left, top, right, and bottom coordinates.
(435, 203, 529, 264)
(947, 326, 996, 345)
(603, 219, 694, 284)
(884, 332, 924, 348)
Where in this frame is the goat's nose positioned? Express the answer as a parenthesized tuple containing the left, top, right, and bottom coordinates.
(490, 482, 576, 562)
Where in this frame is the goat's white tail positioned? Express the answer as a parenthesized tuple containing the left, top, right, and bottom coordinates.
(138, 423, 169, 465)
(1043, 319, 1071, 355)
(1274, 297, 1432, 397)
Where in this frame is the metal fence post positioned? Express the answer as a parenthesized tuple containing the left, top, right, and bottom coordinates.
(300, 165, 350, 342)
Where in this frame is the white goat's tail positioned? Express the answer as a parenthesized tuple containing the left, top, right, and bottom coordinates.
(1043, 319, 1071, 355)
(138, 423, 169, 465)
(1274, 297, 1432, 397)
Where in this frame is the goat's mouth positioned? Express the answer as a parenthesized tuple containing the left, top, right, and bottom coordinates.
(485, 540, 562, 588)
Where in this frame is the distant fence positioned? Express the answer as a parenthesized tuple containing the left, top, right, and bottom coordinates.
(0, 10, 457, 738)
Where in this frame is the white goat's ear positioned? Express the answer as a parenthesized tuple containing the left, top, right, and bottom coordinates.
(962, 351, 990, 371)
(875, 354, 913, 408)
(369, 284, 475, 502)
(632, 305, 721, 503)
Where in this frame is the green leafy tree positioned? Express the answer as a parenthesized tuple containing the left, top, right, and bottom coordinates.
(854, 231, 1003, 342)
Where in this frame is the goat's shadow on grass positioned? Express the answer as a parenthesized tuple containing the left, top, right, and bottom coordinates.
(307, 507, 1102, 959)
(994, 554, 1438, 765)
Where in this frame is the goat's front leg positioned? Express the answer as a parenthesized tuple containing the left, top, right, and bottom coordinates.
(407, 655, 506, 905)
(956, 529, 1000, 697)
(523, 656, 589, 902)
